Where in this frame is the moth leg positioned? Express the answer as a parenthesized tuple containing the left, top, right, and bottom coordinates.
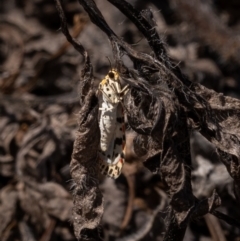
(114, 84, 129, 97)
(119, 84, 129, 95)
(110, 83, 129, 101)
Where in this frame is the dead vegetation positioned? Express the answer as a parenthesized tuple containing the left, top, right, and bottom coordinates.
(1, 0, 240, 241)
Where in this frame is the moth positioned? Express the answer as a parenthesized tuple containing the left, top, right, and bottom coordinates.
(98, 69, 129, 179)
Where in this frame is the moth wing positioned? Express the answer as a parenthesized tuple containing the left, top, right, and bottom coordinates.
(99, 100, 118, 150)
(102, 115, 124, 165)
(99, 104, 126, 179)
(103, 104, 124, 164)
(100, 77, 120, 104)
(98, 70, 127, 179)
(112, 104, 125, 164)
(99, 156, 124, 179)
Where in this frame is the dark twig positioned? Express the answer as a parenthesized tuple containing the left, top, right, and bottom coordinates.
(55, 0, 88, 58)
(78, 0, 116, 38)
(204, 214, 227, 241)
(211, 210, 240, 229)
(55, 1, 103, 240)
(55, 0, 93, 104)
(108, 0, 170, 65)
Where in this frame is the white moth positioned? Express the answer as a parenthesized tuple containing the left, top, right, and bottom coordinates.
(98, 69, 129, 179)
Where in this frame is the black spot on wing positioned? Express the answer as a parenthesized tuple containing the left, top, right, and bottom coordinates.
(116, 117, 124, 123)
(114, 138, 122, 146)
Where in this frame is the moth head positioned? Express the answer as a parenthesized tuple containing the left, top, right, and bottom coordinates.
(108, 71, 115, 79)
(108, 69, 119, 81)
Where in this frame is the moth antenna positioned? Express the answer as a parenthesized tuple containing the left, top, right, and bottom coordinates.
(106, 56, 113, 71)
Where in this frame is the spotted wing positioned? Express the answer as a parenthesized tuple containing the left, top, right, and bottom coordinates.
(99, 100, 118, 153)
(98, 104, 126, 179)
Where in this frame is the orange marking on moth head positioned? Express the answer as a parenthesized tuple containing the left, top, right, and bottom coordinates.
(113, 71, 119, 80)
(100, 78, 108, 85)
